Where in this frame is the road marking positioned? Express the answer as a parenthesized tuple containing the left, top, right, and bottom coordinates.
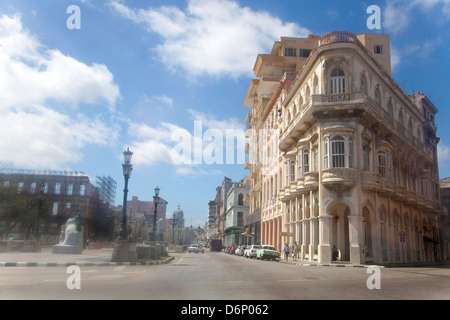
(277, 279, 316, 282)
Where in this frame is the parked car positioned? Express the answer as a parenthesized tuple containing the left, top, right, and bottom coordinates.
(187, 244, 204, 253)
(244, 245, 261, 258)
(256, 245, 279, 261)
(235, 245, 247, 256)
(224, 246, 231, 253)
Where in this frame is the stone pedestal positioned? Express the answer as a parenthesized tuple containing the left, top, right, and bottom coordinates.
(111, 239, 138, 262)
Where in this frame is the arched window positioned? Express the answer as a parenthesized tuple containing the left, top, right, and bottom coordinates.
(323, 135, 354, 169)
(238, 193, 244, 206)
(362, 207, 372, 257)
(331, 136, 346, 168)
(417, 127, 422, 144)
(387, 99, 394, 116)
(303, 149, 310, 173)
(377, 150, 393, 179)
(323, 137, 329, 169)
(330, 69, 345, 94)
(398, 109, 404, 126)
(290, 160, 295, 183)
(375, 87, 381, 105)
(298, 149, 302, 178)
(408, 118, 414, 134)
(314, 77, 319, 94)
(361, 73, 367, 93)
(306, 86, 311, 101)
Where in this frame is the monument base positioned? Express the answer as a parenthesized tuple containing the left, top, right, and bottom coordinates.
(52, 245, 83, 254)
(111, 239, 138, 262)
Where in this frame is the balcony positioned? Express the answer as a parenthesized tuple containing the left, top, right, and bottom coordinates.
(315, 31, 359, 48)
(405, 190, 417, 206)
(393, 185, 407, 201)
(379, 178, 395, 196)
(303, 171, 319, 190)
(361, 171, 381, 192)
(322, 168, 357, 190)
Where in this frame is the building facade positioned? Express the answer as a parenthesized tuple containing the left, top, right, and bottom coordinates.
(245, 31, 443, 265)
(127, 195, 167, 237)
(0, 168, 99, 242)
(439, 178, 450, 260)
(224, 181, 250, 246)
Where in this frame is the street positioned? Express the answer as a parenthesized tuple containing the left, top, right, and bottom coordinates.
(0, 251, 449, 300)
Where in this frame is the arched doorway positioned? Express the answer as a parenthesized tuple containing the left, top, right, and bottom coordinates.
(329, 203, 350, 261)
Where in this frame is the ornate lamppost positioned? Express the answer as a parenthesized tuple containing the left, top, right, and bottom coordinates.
(168, 213, 179, 244)
(112, 147, 137, 262)
(119, 147, 133, 239)
(152, 186, 160, 242)
(34, 183, 45, 252)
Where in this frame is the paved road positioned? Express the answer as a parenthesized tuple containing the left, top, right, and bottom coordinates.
(1, 250, 449, 301)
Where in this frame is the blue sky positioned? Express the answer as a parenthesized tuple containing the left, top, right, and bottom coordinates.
(0, 0, 449, 227)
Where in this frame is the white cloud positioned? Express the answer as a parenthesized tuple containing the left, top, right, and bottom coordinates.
(110, 0, 310, 79)
(0, 14, 120, 110)
(128, 109, 246, 175)
(384, 0, 450, 35)
(383, 1, 412, 35)
(0, 14, 120, 169)
(438, 143, 450, 168)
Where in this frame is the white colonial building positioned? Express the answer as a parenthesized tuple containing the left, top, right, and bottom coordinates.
(245, 31, 443, 265)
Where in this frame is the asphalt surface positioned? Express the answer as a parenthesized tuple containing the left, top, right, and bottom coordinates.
(1, 246, 449, 270)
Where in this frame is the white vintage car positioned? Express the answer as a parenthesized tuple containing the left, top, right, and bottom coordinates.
(187, 244, 204, 253)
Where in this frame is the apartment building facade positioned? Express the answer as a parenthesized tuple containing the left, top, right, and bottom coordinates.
(0, 168, 99, 242)
(245, 31, 443, 265)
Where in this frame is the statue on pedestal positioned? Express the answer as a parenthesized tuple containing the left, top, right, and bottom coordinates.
(52, 216, 84, 254)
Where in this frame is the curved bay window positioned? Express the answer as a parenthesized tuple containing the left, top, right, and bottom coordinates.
(330, 69, 345, 94)
(298, 148, 310, 178)
(377, 149, 393, 179)
(323, 135, 354, 169)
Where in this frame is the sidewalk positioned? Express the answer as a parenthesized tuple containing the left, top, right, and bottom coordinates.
(279, 257, 450, 269)
(0, 246, 174, 267)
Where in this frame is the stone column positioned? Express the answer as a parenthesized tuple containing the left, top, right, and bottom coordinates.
(318, 215, 332, 263)
(348, 215, 362, 264)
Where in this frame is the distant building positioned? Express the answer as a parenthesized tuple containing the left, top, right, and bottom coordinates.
(127, 195, 168, 233)
(224, 181, 250, 246)
(207, 200, 216, 229)
(0, 168, 99, 241)
(173, 205, 185, 229)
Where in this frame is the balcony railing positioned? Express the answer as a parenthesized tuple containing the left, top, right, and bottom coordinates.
(316, 31, 359, 48)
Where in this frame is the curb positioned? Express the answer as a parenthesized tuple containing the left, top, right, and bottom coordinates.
(0, 256, 175, 268)
(281, 261, 384, 268)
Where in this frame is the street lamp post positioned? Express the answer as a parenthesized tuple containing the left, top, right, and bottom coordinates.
(153, 186, 160, 242)
(168, 213, 179, 244)
(34, 183, 45, 252)
(112, 147, 137, 262)
(119, 148, 133, 239)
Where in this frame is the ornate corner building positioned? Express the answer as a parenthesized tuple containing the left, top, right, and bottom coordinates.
(244, 31, 444, 265)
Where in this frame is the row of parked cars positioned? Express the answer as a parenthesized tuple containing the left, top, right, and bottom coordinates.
(224, 244, 279, 261)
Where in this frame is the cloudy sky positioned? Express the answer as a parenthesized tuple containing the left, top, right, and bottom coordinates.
(0, 0, 449, 227)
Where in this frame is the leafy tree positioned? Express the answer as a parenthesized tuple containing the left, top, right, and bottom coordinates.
(0, 185, 50, 239)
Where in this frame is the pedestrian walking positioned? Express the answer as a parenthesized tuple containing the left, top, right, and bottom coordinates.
(292, 242, 298, 261)
(283, 243, 290, 262)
